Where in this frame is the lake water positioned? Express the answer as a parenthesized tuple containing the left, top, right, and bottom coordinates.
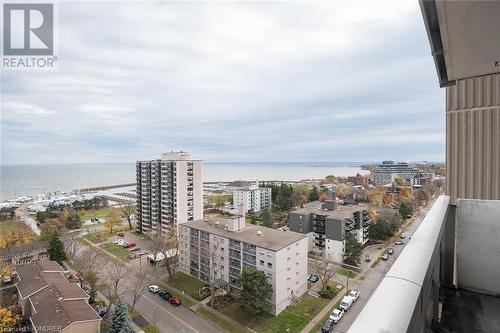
(0, 162, 369, 201)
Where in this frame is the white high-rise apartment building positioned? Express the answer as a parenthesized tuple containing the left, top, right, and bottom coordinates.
(136, 152, 203, 234)
(178, 215, 308, 315)
(233, 181, 272, 213)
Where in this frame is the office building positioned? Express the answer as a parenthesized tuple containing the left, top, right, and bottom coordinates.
(178, 211, 308, 315)
(372, 161, 434, 185)
(288, 192, 371, 263)
(232, 181, 272, 213)
(136, 151, 203, 234)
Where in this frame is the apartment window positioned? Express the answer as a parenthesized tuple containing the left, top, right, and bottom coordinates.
(220, 256, 224, 261)
(296, 261, 299, 266)
(287, 267, 290, 271)
(260, 260, 264, 266)
(221, 247, 224, 251)
(260, 250, 265, 255)
(220, 265, 224, 270)
(287, 287, 291, 291)
(287, 277, 291, 281)
(287, 257, 291, 261)
(296, 252, 299, 256)
(267, 253, 272, 258)
(287, 247, 290, 251)
(296, 271, 299, 275)
(267, 263, 272, 269)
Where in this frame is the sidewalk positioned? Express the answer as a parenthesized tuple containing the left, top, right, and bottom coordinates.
(300, 287, 346, 333)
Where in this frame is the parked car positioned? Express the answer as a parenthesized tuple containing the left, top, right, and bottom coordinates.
(339, 296, 354, 311)
(129, 246, 140, 252)
(348, 290, 360, 301)
(149, 285, 160, 293)
(308, 274, 320, 283)
(365, 254, 370, 262)
(138, 250, 149, 256)
(400, 233, 407, 239)
(395, 240, 405, 245)
(382, 253, 389, 261)
(388, 248, 394, 255)
(122, 242, 137, 248)
(95, 306, 108, 317)
(2, 276, 12, 284)
(169, 296, 182, 306)
(159, 290, 172, 300)
(114, 239, 127, 246)
(116, 232, 125, 237)
(329, 308, 344, 323)
(321, 318, 335, 333)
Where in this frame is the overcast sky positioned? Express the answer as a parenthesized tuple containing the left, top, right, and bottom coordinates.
(1, 0, 445, 164)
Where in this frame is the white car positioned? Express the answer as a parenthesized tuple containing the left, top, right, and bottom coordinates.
(114, 239, 126, 246)
(339, 296, 354, 311)
(349, 290, 360, 301)
(329, 308, 344, 323)
(149, 285, 160, 293)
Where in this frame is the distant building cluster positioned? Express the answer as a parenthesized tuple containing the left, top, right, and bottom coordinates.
(372, 161, 434, 185)
(136, 151, 203, 234)
(288, 192, 372, 263)
(232, 181, 272, 213)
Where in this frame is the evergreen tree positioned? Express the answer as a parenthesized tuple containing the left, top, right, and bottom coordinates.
(399, 201, 413, 219)
(108, 300, 134, 333)
(240, 267, 273, 316)
(308, 185, 319, 201)
(48, 229, 67, 264)
(344, 233, 363, 266)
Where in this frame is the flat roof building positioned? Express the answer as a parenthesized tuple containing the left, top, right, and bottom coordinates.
(372, 161, 434, 185)
(179, 213, 308, 315)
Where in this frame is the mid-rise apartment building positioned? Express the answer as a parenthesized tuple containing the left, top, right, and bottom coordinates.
(178, 213, 308, 315)
(372, 161, 434, 185)
(288, 193, 371, 263)
(232, 181, 272, 212)
(136, 152, 203, 234)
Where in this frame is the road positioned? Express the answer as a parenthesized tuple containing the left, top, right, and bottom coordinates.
(74, 239, 223, 333)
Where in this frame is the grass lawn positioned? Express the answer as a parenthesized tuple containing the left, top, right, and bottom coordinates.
(197, 308, 246, 333)
(158, 283, 195, 308)
(310, 289, 350, 333)
(220, 294, 330, 333)
(0, 219, 20, 232)
(104, 243, 131, 260)
(142, 324, 161, 333)
(83, 225, 130, 243)
(79, 207, 118, 220)
(128, 309, 140, 319)
(166, 272, 208, 300)
(337, 267, 357, 279)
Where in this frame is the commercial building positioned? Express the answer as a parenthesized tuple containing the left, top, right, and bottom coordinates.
(16, 260, 101, 333)
(347, 173, 369, 186)
(372, 161, 434, 185)
(178, 211, 308, 315)
(136, 152, 203, 234)
(232, 181, 272, 213)
(349, 2, 500, 332)
(288, 193, 371, 263)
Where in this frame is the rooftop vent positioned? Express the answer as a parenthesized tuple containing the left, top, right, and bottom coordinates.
(257, 230, 262, 236)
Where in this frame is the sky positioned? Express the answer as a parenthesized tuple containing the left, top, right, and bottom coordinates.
(1, 0, 445, 165)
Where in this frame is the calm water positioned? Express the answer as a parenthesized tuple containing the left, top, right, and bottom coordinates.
(0, 162, 369, 201)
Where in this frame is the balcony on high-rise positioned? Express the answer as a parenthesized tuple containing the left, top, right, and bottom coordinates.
(348, 1, 500, 332)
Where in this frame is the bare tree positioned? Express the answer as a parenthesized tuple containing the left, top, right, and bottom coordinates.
(313, 251, 337, 291)
(121, 203, 136, 230)
(147, 233, 164, 268)
(64, 236, 84, 259)
(105, 261, 128, 313)
(158, 227, 179, 282)
(72, 249, 101, 288)
(129, 270, 147, 310)
(208, 237, 223, 308)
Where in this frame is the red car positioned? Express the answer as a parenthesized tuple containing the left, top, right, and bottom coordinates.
(169, 297, 181, 306)
(122, 242, 136, 248)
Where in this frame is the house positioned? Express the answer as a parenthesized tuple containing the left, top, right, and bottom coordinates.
(16, 260, 101, 333)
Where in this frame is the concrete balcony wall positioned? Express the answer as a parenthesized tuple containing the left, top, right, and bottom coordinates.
(456, 199, 500, 295)
(446, 73, 500, 204)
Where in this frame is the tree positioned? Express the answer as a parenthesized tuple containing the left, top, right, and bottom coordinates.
(313, 251, 337, 292)
(84, 270, 99, 303)
(147, 233, 164, 267)
(0, 262, 13, 281)
(323, 175, 338, 184)
(63, 208, 82, 229)
(129, 270, 147, 310)
(64, 236, 83, 259)
(240, 266, 273, 316)
(344, 233, 362, 266)
(121, 204, 136, 230)
(108, 300, 133, 333)
(319, 193, 328, 202)
(399, 201, 413, 220)
(72, 249, 100, 287)
(158, 228, 180, 282)
(105, 261, 128, 312)
(105, 210, 122, 234)
(393, 177, 406, 186)
(336, 183, 353, 199)
(308, 185, 319, 201)
(366, 187, 386, 208)
(212, 195, 227, 212)
(368, 219, 396, 240)
(0, 307, 20, 331)
(48, 229, 67, 264)
(261, 211, 273, 228)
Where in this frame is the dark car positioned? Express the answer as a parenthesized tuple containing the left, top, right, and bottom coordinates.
(308, 274, 320, 283)
(95, 306, 108, 317)
(159, 290, 172, 300)
(169, 297, 182, 306)
(321, 318, 335, 333)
